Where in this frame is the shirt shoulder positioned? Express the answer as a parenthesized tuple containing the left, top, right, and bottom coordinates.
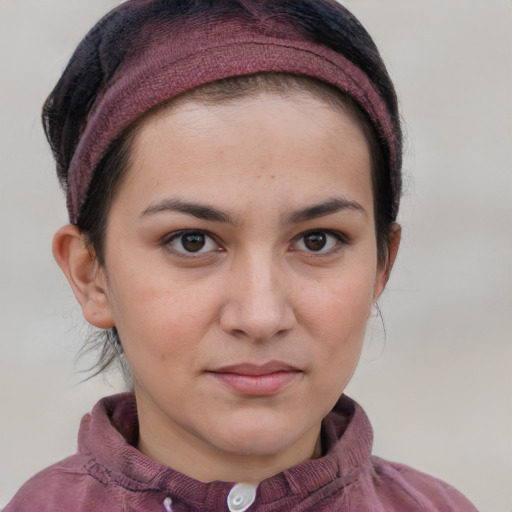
(3, 454, 123, 512)
(371, 455, 479, 511)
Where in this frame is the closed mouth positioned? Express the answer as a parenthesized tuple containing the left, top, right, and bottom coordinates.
(208, 361, 302, 395)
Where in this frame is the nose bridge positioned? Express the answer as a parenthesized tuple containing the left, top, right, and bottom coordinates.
(220, 246, 295, 340)
(244, 249, 280, 310)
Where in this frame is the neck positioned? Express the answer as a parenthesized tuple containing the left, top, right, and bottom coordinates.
(135, 389, 323, 483)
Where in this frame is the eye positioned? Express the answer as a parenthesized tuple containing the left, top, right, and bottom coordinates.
(166, 230, 219, 254)
(292, 230, 342, 253)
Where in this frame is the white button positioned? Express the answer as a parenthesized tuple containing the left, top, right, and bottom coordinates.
(227, 482, 258, 512)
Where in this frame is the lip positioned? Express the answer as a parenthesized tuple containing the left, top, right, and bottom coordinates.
(208, 361, 302, 396)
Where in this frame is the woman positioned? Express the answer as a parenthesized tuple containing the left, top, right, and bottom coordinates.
(4, 1, 480, 510)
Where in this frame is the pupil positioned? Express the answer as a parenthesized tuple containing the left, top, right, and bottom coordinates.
(305, 232, 327, 251)
(182, 233, 205, 252)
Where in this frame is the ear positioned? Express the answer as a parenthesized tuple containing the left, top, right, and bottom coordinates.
(52, 225, 115, 329)
(374, 222, 401, 301)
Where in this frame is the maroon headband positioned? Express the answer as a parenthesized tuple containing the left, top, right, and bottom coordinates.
(67, 15, 398, 223)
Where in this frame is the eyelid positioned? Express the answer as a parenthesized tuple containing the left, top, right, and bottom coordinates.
(290, 229, 349, 254)
(160, 228, 348, 259)
(162, 229, 223, 258)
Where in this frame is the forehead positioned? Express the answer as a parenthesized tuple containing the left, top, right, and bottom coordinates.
(118, 91, 374, 217)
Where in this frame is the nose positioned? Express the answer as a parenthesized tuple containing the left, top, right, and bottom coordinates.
(218, 252, 296, 341)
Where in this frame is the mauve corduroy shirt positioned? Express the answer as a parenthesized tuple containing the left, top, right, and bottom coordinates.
(5, 393, 478, 511)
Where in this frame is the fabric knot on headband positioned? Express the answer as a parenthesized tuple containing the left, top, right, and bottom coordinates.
(44, 2, 402, 224)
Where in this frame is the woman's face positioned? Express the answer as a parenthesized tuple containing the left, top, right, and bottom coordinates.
(99, 92, 391, 480)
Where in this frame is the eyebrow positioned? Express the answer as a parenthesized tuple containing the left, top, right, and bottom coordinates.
(284, 197, 366, 225)
(140, 196, 365, 226)
(140, 198, 240, 225)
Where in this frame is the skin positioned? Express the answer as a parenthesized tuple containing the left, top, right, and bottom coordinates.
(54, 92, 400, 484)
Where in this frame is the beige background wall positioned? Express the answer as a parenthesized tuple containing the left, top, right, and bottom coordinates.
(0, 1, 510, 510)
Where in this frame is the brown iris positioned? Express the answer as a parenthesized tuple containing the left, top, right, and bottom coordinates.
(303, 232, 327, 251)
(181, 233, 206, 252)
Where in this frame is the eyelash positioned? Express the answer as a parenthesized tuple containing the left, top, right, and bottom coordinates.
(291, 229, 348, 256)
(162, 230, 223, 259)
(161, 228, 348, 258)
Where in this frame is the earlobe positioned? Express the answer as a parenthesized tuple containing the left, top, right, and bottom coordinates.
(374, 222, 401, 301)
(52, 225, 115, 329)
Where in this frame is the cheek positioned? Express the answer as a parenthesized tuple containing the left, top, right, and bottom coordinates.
(106, 258, 220, 360)
(300, 270, 374, 339)
(297, 264, 375, 382)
